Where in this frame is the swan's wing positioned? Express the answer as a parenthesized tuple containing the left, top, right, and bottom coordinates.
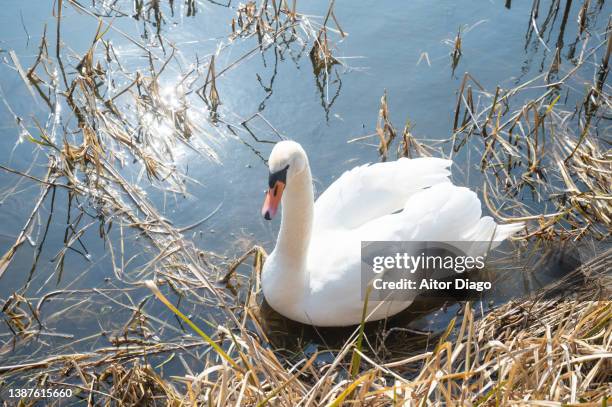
(309, 182, 523, 283)
(313, 157, 452, 232)
(356, 182, 523, 246)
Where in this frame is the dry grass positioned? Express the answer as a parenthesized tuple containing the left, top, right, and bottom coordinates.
(0, 247, 608, 405)
(362, 18, 611, 242)
(449, 57, 611, 241)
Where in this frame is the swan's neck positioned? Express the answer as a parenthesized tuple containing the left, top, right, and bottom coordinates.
(264, 164, 314, 314)
(276, 165, 314, 270)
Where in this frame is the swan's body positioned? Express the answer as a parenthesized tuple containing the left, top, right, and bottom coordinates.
(261, 141, 523, 326)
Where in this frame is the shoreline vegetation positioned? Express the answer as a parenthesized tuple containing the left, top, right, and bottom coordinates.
(0, 0, 610, 405)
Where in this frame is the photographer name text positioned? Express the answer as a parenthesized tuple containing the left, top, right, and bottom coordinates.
(372, 278, 492, 292)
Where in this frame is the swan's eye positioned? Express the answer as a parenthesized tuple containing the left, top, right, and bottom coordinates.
(268, 164, 290, 188)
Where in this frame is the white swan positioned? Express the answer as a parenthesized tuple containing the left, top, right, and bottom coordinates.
(260, 141, 523, 326)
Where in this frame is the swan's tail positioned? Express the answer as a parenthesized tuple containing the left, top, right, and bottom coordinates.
(460, 218, 524, 257)
(463, 215, 524, 244)
(492, 221, 525, 241)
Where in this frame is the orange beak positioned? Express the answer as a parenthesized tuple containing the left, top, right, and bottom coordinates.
(262, 181, 285, 220)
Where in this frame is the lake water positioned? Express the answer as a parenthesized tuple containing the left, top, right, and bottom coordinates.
(0, 0, 609, 383)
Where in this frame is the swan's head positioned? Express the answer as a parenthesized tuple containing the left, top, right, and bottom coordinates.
(262, 140, 308, 220)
